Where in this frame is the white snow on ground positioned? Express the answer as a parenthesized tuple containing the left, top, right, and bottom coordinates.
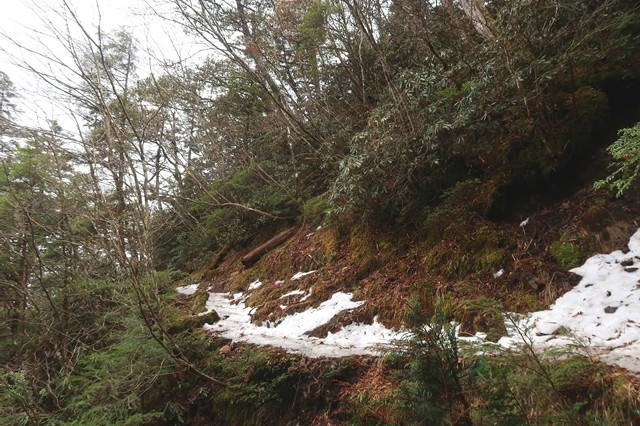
(279, 290, 306, 298)
(496, 229, 640, 372)
(177, 283, 199, 296)
(248, 280, 263, 290)
(300, 288, 313, 302)
(175, 283, 393, 356)
(291, 270, 316, 280)
(197, 291, 387, 357)
(177, 234, 640, 370)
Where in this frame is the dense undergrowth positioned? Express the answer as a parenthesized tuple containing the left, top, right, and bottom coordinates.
(348, 302, 640, 425)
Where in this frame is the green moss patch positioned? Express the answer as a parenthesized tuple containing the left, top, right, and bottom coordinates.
(550, 234, 583, 269)
(449, 295, 507, 340)
(192, 288, 210, 314)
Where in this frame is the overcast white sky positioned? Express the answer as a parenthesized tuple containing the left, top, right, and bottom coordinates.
(0, 0, 198, 128)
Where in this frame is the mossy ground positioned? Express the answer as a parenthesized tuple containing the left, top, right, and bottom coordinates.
(188, 165, 640, 334)
(167, 163, 640, 424)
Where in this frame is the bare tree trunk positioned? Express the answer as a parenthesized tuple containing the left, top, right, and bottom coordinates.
(444, 0, 495, 41)
(14, 236, 29, 333)
(460, 0, 495, 40)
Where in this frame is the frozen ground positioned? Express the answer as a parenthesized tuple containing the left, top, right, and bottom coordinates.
(178, 283, 395, 357)
(497, 229, 640, 372)
(177, 230, 640, 371)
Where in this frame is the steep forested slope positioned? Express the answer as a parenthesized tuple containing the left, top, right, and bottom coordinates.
(2, 0, 640, 424)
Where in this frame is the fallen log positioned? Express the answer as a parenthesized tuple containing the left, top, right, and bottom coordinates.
(202, 242, 232, 276)
(241, 227, 298, 267)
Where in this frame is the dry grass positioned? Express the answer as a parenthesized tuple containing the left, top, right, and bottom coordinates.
(339, 358, 399, 424)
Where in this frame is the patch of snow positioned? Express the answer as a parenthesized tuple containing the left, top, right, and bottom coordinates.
(201, 291, 384, 357)
(280, 290, 305, 298)
(176, 283, 199, 296)
(182, 229, 640, 370)
(323, 317, 399, 355)
(279, 292, 363, 334)
(300, 288, 313, 302)
(291, 270, 316, 280)
(496, 229, 640, 372)
(493, 269, 504, 278)
(275, 280, 285, 285)
(248, 280, 263, 290)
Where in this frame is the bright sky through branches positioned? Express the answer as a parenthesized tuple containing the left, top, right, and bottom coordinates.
(0, 0, 196, 128)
